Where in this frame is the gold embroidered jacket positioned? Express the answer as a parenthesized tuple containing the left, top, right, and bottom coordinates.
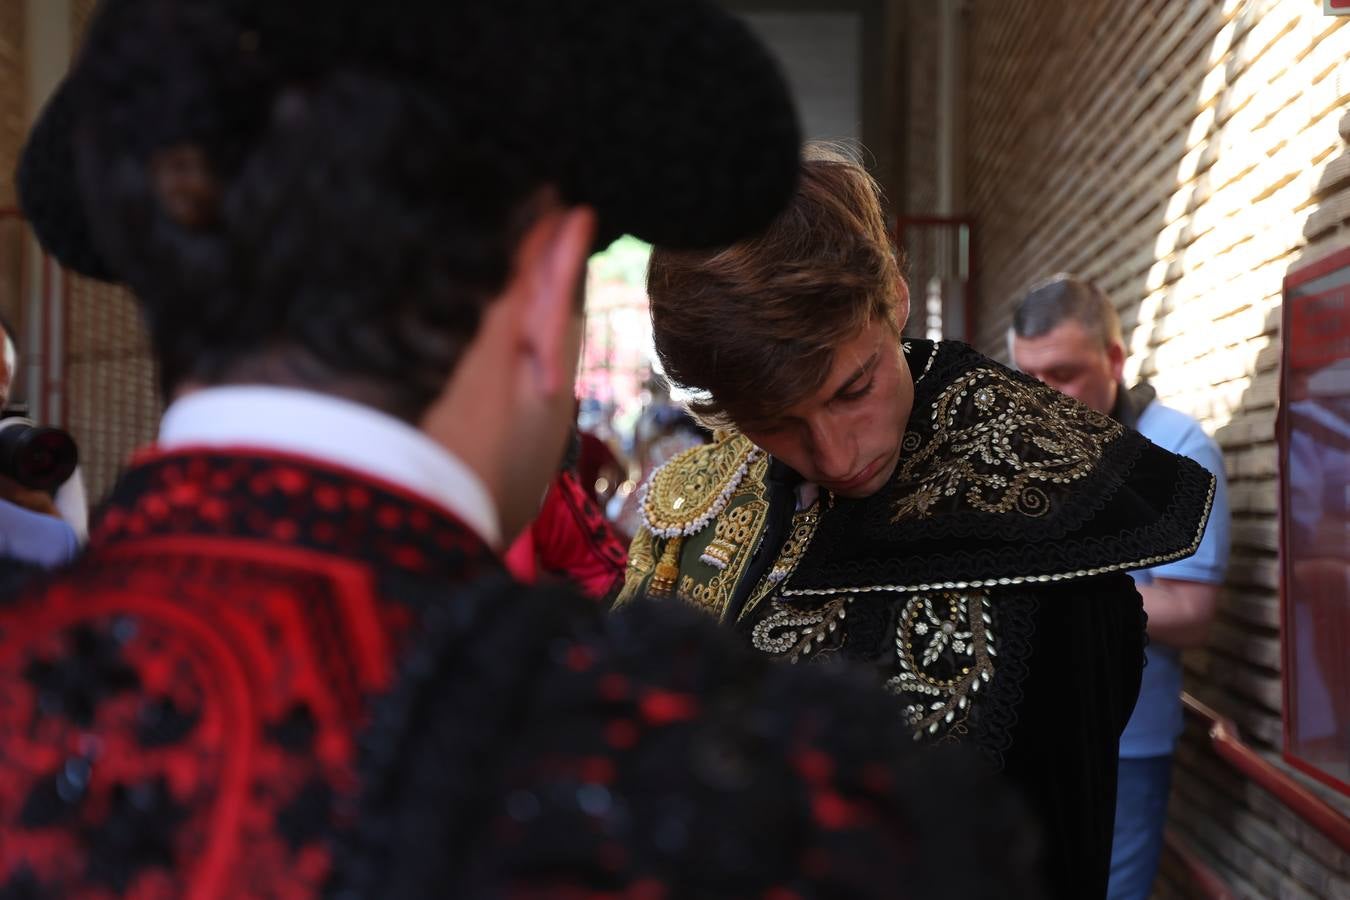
(615, 339, 1216, 900)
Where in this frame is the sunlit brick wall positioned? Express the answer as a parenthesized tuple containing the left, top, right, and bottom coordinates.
(959, 1, 1350, 896)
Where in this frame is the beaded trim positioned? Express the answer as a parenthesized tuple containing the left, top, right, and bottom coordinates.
(638, 446, 763, 539)
(886, 591, 996, 741)
(906, 339, 941, 387)
(779, 472, 1215, 597)
(699, 549, 731, 570)
(750, 595, 854, 662)
(738, 503, 823, 624)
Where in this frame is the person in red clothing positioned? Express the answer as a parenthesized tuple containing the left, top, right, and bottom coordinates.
(0, 0, 811, 895)
(505, 425, 627, 600)
(576, 427, 625, 504)
(504, 466, 628, 601)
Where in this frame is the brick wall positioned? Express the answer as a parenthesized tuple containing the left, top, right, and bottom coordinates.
(1, 0, 25, 337)
(955, 0, 1350, 896)
(59, 0, 160, 502)
(64, 276, 159, 503)
(903, 0, 940, 216)
(1, 0, 23, 213)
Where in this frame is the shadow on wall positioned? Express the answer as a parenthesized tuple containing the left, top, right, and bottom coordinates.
(1143, 9, 1350, 899)
(963, 2, 1350, 894)
(1158, 107, 1350, 900)
(1130, 7, 1350, 743)
(1123, 1, 1276, 743)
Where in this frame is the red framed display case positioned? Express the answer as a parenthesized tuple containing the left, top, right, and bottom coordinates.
(1280, 245, 1350, 797)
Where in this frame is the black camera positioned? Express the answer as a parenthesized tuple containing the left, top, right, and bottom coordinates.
(0, 407, 78, 492)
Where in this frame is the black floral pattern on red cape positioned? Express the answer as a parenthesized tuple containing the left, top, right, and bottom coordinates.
(0, 448, 500, 898)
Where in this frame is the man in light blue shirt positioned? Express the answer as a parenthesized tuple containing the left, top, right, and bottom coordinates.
(1011, 274, 1231, 900)
(0, 498, 79, 572)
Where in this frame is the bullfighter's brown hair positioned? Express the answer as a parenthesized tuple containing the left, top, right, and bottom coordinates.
(647, 145, 907, 427)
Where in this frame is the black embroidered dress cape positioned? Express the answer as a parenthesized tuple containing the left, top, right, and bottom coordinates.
(617, 340, 1217, 900)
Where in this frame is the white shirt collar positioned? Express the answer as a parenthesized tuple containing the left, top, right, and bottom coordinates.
(158, 386, 501, 548)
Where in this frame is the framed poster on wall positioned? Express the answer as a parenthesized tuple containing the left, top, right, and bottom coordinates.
(1280, 245, 1350, 796)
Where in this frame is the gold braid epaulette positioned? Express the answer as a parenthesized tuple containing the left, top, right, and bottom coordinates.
(637, 433, 762, 598)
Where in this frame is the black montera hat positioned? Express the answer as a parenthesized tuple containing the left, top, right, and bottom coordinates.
(17, 0, 801, 283)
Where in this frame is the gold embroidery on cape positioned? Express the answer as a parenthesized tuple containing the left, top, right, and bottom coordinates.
(708, 499, 760, 560)
(614, 527, 658, 607)
(891, 367, 1123, 523)
(738, 504, 822, 623)
(629, 527, 657, 576)
(649, 535, 684, 598)
(885, 591, 995, 742)
(674, 496, 770, 620)
(641, 434, 759, 536)
(750, 595, 853, 662)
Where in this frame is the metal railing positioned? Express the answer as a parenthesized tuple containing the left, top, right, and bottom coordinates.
(1162, 692, 1350, 898)
(1182, 692, 1350, 853)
